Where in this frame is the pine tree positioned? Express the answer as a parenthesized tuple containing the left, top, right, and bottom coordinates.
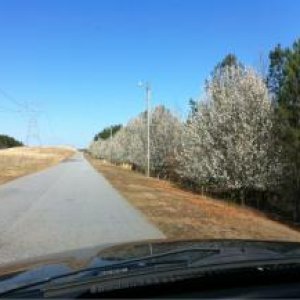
(268, 39, 300, 220)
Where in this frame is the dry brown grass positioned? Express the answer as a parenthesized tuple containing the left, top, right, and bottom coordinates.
(0, 147, 75, 185)
(86, 154, 300, 242)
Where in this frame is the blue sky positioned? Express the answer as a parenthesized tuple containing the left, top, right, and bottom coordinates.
(0, 0, 299, 148)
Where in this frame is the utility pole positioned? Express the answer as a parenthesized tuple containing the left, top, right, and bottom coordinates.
(138, 81, 151, 177)
(110, 125, 113, 163)
(146, 84, 151, 177)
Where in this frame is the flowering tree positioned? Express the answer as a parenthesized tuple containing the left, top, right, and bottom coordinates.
(150, 106, 182, 177)
(178, 66, 275, 202)
(89, 105, 182, 178)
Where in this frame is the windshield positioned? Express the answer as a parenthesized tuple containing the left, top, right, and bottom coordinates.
(0, 0, 299, 268)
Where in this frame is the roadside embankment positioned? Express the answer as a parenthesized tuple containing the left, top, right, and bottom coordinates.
(0, 147, 75, 185)
(86, 154, 300, 242)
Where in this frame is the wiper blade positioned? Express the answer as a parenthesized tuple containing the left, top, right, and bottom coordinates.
(43, 255, 300, 298)
(0, 261, 187, 298)
(43, 256, 300, 298)
(3, 245, 300, 298)
(0, 247, 219, 297)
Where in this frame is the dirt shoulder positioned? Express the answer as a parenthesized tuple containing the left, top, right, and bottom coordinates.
(0, 147, 75, 185)
(86, 154, 300, 242)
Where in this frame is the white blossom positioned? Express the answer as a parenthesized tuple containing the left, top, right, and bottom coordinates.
(89, 105, 182, 177)
(178, 66, 275, 193)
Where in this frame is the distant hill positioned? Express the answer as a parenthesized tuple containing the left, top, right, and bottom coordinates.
(0, 134, 23, 149)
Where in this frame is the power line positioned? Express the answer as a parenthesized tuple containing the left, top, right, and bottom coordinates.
(0, 105, 22, 113)
(0, 87, 29, 110)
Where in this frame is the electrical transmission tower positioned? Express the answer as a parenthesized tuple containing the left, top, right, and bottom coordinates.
(26, 113, 42, 146)
(0, 87, 45, 147)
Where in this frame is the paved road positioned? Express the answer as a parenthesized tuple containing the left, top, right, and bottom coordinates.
(0, 152, 164, 265)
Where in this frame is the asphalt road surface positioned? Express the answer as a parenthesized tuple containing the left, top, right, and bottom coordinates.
(0, 152, 164, 265)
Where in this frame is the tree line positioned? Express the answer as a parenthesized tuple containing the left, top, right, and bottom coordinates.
(0, 134, 23, 149)
(89, 38, 300, 222)
(93, 124, 122, 141)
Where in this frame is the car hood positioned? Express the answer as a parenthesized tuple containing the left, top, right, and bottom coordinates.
(1, 239, 300, 291)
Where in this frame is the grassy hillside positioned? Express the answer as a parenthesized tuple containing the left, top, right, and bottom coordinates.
(87, 154, 300, 242)
(0, 147, 75, 185)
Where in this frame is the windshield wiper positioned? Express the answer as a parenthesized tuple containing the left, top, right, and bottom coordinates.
(0, 260, 189, 298)
(0, 247, 219, 297)
(2, 245, 300, 298)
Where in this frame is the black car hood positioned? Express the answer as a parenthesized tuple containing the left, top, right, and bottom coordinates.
(1, 239, 300, 293)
